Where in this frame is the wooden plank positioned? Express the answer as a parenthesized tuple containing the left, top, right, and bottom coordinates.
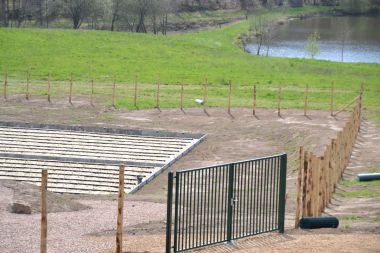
(116, 165, 125, 253)
(253, 84, 257, 116)
(3, 70, 7, 100)
(26, 71, 30, 100)
(304, 84, 308, 116)
(295, 146, 304, 228)
(47, 74, 51, 103)
(278, 86, 282, 117)
(69, 73, 73, 105)
(40, 169, 48, 253)
(228, 80, 232, 115)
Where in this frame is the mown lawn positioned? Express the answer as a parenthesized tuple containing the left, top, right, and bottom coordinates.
(0, 6, 379, 115)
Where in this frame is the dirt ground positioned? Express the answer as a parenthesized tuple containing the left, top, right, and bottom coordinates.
(0, 98, 379, 252)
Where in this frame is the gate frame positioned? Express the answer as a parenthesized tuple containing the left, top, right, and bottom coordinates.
(166, 154, 287, 253)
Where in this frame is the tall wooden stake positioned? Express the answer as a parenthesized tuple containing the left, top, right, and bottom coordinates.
(26, 71, 30, 100)
(203, 78, 208, 114)
(90, 79, 94, 106)
(330, 81, 334, 116)
(277, 86, 282, 117)
(304, 84, 309, 116)
(228, 80, 232, 115)
(253, 84, 257, 116)
(295, 146, 304, 228)
(116, 165, 125, 253)
(156, 75, 160, 109)
(134, 75, 138, 108)
(40, 170, 48, 253)
(112, 79, 116, 108)
(180, 83, 184, 112)
(69, 73, 73, 104)
(3, 70, 7, 100)
(47, 74, 51, 103)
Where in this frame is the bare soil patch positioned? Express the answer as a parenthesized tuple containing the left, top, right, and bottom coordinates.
(0, 99, 379, 252)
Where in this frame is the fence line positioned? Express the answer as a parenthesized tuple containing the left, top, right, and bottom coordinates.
(0, 72, 363, 116)
(294, 93, 362, 228)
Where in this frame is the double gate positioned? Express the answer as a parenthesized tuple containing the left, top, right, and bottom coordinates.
(166, 154, 287, 252)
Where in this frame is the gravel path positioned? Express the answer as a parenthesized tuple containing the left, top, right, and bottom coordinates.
(0, 187, 166, 253)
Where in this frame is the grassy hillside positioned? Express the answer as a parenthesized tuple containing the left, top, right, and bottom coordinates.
(0, 6, 379, 116)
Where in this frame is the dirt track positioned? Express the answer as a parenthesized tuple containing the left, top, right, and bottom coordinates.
(0, 99, 379, 252)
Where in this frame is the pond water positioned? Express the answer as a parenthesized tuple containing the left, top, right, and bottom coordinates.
(245, 15, 380, 63)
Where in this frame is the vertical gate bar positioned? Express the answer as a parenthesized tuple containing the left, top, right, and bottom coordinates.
(248, 161, 255, 235)
(191, 171, 196, 248)
(166, 172, 174, 253)
(238, 163, 243, 238)
(188, 172, 193, 249)
(206, 168, 211, 245)
(174, 173, 180, 252)
(202, 169, 207, 246)
(264, 158, 270, 231)
(227, 163, 234, 242)
(254, 161, 259, 234)
(261, 159, 267, 233)
(222, 165, 227, 241)
(199, 169, 204, 247)
(209, 168, 214, 244)
(213, 167, 218, 243)
(196, 170, 200, 247)
(274, 156, 280, 228)
(181, 173, 186, 250)
(217, 166, 222, 242)
(278, 154, 287, 233)
(268, 158, 273, 230)
(270, 157, 276, 230)
(259, 159, 264, 233)
(245, 162, 250, 235)
(244, 162, 249, 236)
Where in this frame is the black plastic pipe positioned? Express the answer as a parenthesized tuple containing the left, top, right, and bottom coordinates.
(357, 173, 380, 182)
(300, 217, 339, 229)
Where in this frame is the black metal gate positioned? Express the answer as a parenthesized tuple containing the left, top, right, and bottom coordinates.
(166, 154, 287, 252)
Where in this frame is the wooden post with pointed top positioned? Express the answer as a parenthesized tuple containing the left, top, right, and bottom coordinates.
(134, 75, 138, 108)
(3, 70, 7, 100)
(253, 84, 257, 116)
(180, 83, 184, 112)
(112, 79, 116, 108)
(40, 169, 48, 253)
(330, 81, 334, 116)
(304, 84, 309, 116)
(278, 86, 282, 117)
(47, 74, 51, 103)
(295, 146, 304, 228)
(69, 73, 73, 105)
(90, 79, 94, 106)
(156, 75, 160, 110)
(26, 71, 30, 100)
(116, 164, 125, 253)
(228, 80, 232, 115)
(203, 78, 208, 114)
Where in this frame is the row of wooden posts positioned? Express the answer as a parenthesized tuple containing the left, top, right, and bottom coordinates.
(2, 72, 355, 117)
(294, 92, 363, 228)
(40, 165, 126, 253)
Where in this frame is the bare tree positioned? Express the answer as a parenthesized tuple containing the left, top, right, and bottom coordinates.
(110, 0, 123, 31)
(63, 0, 92, 29)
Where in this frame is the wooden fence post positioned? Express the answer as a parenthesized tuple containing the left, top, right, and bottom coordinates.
(228, 80, 232, 115)
(156, 75, 160, 110)
(295, 146, 304, 228)
(203, 78, 208, 114)
(277, 86, 282, 117)
(330, 81, 334, 116)
(301, 151, 309, 217)
(116, 165, 125, 253)
(26, 71, 30, 100)
(253, 84, 257, 116)
(47, 74, 51, 103)
(69, 73, 73, 105)
(112, 79, 116, 108)
(180, 83, 184, 112)
(40, 170, 48, 253)
(3, 70, 7, 100)
(90, 79, 94, 106)
(304, 84, 308, 116)
(134, 75, 138, 108)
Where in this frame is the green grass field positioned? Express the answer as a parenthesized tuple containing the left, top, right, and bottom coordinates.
(0, 6, 379, 117)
